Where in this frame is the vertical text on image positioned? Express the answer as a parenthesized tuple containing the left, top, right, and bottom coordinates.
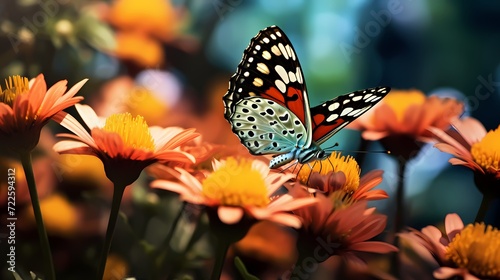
(6, 168, 17, 272)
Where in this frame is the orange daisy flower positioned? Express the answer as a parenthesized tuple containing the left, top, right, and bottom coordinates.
(348, 89, 463, 159)
(0, 74, 86, 153)
(292, 191, 397, 271)
(400, 213, 500, 279)
(297, 152, 388, 201)
(53, 104, 199, 186)
(106, 0, 182, 42)
(430, 117, 499, 179)
(151, 157, 317, 229)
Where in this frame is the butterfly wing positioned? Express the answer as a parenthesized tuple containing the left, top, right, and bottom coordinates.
(310, 86, 390, 145)
(223, 25, 314, 148)
(229, 97, 308, 155)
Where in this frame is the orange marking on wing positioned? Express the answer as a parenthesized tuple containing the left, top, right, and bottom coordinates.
(286, 87, 305, 124)
(263, 87, 286, 104)
(312, 119, 345, 142)
(313, 114, 325, 126)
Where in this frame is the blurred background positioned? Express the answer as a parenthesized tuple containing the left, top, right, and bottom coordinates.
(1, 0, 500, 279)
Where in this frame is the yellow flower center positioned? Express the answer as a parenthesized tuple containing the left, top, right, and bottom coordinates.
(471, 126, 500, 173)
(382, 90, 426, 122)
(298, 152, 360, 193)
(102, 113, 155, 151)
(0, 76, 29, 107)
(201, 157, 270, 207)
(445, 223, 500, 278)
(329, 190, 356, 210)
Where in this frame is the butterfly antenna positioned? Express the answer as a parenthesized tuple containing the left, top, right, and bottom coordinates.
(278, 160, 300, 174)
(323, 145, 390, 155)
(302, 161, 316, 186)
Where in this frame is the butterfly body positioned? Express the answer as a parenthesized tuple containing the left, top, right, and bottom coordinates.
(223, 25, 390, 169)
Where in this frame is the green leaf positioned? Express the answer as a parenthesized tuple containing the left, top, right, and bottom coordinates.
(234, 256, 260, 280)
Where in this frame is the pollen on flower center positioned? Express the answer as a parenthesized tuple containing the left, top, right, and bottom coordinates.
(445, 223, 500, 278)
(329, 190, 356, 210)
(0, 76, 29, 107)
(201, 157, 269, 207)
(471, 126, 500, 173)
(298, 152, 360, 193)
(102, 113, 155, 151)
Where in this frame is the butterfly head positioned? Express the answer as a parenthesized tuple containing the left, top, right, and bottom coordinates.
(296, 142, 329, 164)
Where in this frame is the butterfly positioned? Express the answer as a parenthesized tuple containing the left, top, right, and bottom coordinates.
(223, 25, 390, 169)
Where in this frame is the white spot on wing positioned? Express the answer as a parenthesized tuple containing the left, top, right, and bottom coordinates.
(271, 45, 281, 56)
(278, 43, 289, 59)
(352, 95, 362, 101)
(263, 37, 270, 43)
(253, 78, 263, 87)
(257, 63, 270, 74)
(275, 79, 287, 93)
(275, 65, 290, 84)
(276, 31, 282, 37)
(328, 102, 339, 111)
(326, 114, 339, 122)
(270, 34, 277, 40)
(343, 99, 350, 104)
(285, 44, 295, 61)
(289, 71, 296, 82)
(363, 93, 372, 99)
(296, 67, 303, 84)
(262, 51, 272, 60)
(365, 95, 377, 102)
(248, 57, 254, 62)
(347, 109, 360, 116)
(244, 71, 249, 77)
(341, 107, 353, 116)
(255, 45, 261, 51)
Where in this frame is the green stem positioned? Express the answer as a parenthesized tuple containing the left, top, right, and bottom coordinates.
(167, 209, 207, 280)
(210, 239, 230, 280)
(389, 158, 407, 279)
(475, 195, 491, 223)
(393, 158, 407, 239)
(20, 152, 56, 280)
(153, 202, 187, 279)
(158, 202, 187, 255)
(97, 184, 125, 280)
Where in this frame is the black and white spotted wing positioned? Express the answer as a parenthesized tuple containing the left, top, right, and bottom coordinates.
(223, 25, 313, 144)
(230, 97, 308, 155)
(310, 86, 390, 145)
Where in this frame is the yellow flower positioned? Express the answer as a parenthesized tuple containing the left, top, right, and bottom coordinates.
(0, 74, 86, 153)
(399, 213, 500, 279)
(297, 152, 388, 201)
(298, 152, 360, 193)
(152, 158, 317, 228)
(470, 125, 500, 175)
(53, 104, 199, 186)
(430, 118, 500, 196)
(445, 223, 500, 279)
(202, 157, 269, 207)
